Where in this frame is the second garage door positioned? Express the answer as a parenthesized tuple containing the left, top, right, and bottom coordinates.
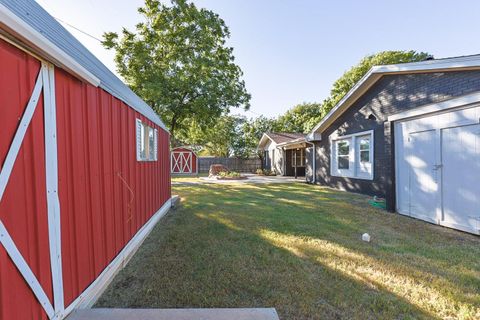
(395, 105, 480, 235)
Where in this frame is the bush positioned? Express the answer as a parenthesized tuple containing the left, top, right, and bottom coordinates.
(218, 171, 241, 178)
(256, 168, 276, 176)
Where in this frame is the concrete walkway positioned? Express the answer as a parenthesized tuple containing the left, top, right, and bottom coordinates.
(68, 308, 280, 320)
(172, 173, 306, 185)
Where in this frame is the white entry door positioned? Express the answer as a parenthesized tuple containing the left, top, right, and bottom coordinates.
(407, 130, 439, 223)
(395, 105, 480, 234)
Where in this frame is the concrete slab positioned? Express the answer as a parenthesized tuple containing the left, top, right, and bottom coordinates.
(172, 174, 306, 185)
(67, 308, 280, 320)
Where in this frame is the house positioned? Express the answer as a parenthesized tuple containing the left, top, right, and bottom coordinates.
(0, 1, 172, 319)
(305, 55, 480, 235)
(258, 132, 308, 177)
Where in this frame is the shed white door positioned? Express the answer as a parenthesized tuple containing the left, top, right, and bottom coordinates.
(395, 105, 480, 234)
(171, 151, 193, 174)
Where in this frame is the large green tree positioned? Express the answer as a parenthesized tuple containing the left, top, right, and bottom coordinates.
(320, 50, 432, 118)
(185, 115, 247, 157)
(275, 102, 322, 133)
(102, 0, 250, 143)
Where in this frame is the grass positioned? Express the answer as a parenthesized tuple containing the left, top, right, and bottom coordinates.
(96, 180, 480, 319)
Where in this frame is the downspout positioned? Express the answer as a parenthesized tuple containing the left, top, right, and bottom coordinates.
(305, 141, 316, 184)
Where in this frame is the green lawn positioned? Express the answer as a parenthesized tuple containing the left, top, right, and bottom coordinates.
(96, 180, 480, 319)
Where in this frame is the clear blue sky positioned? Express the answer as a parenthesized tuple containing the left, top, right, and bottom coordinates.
(37, 0, 480, 118)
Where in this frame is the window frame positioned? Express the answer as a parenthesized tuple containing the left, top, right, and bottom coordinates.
(136, 119, 158, 162)
(291, 148, 305, 167)
(330, 130, 374, 180)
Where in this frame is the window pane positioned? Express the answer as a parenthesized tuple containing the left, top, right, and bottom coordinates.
(359, 137, 370, 151)
(360, 150, 370, 162)
(337, 140, 349, 155)
(338, 156, 349, 169)
(140, 123, 146, 159)
(149, 128, 155, 159)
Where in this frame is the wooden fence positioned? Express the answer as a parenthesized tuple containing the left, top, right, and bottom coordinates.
(198, 157, 262, 173)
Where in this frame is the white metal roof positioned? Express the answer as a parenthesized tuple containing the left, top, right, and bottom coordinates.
(308, 55, 480, 140)
(0, 0, 167, 130)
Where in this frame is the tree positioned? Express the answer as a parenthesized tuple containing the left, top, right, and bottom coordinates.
(275, 102, 322, 133)
(241, 115, 279, 161)
(186, 115, 246, 157)
(102, 0, 251, 143)
(320, 50, 432, 118)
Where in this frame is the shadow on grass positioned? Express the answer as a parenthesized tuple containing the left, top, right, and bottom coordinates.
(96, 183, 480, 319)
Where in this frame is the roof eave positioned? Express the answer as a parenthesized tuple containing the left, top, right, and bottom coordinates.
(0, 3, 100, 86)
(308, 59, 480, 139)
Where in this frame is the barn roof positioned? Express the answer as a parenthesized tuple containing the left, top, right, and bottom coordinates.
(0, 0, 167, 130)
(307, 54, 480, 141)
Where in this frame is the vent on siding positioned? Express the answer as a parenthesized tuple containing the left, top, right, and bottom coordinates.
(136, 119, 142, 161)
(154, 129, 158, 161)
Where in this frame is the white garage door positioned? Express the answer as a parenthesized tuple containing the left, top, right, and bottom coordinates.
(395, 105, 480, 234)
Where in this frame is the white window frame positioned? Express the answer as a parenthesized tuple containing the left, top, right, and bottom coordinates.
(136, 119, 158, 161)
(330, 130, 374, 180)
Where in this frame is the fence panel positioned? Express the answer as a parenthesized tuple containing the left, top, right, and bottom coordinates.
(198, 157, 261, 173)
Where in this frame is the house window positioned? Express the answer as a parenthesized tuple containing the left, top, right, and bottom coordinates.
(136, 119, 158, 161)
(291, 149, 305, 167)
(337, 141, 350, 169)
(331, 130, 373, 180)
(358, 136, 370, 163)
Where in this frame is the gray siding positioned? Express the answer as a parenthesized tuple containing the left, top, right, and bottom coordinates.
(307, 70, 480, 210)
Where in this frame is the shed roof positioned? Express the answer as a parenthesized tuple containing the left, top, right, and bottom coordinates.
(0, 0, 167, 130)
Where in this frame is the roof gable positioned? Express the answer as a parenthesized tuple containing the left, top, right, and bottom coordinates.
(308, 55, 480, 140)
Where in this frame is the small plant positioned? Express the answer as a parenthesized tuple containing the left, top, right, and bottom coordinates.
(218, 171, 241, 178)
(255, 168, 277, 176)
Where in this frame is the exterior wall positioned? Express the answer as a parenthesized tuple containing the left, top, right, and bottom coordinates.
(54, 68, 171, 306)
(0, 38, 52, 320)
(263, 141, 283, 174)
(0, 37, 171, 319)
(307, 70, 480, 210)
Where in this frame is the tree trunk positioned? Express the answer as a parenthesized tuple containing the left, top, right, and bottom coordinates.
(169, 115, 178, 147)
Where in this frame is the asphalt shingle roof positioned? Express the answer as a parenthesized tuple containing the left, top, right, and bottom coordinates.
(266, 132, 305, 144)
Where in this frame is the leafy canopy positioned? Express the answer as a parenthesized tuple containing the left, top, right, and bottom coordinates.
(102, 0, 250, 143)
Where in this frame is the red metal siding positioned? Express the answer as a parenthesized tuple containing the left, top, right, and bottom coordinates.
(0, 39, 52, 320)
(54, 69, 171, 306)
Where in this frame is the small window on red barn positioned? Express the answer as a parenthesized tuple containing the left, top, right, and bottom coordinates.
(136, 119, 158, 161)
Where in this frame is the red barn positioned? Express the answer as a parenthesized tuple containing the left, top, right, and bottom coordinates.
(171, 147, 198, 175)
(0, 1, 172, 319)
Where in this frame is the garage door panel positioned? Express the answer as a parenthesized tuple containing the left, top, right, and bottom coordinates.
(395, 105, 480, 235)
(408, 130, 438, 223)
(442, 124, 480, 233)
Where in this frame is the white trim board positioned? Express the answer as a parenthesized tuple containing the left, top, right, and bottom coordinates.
(63, 198, 174, 317)
(0, 3, 100, 86)
(388, 92, 480, 122)
(43, 63, 65, 318)
(308, 57, 480, 139)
